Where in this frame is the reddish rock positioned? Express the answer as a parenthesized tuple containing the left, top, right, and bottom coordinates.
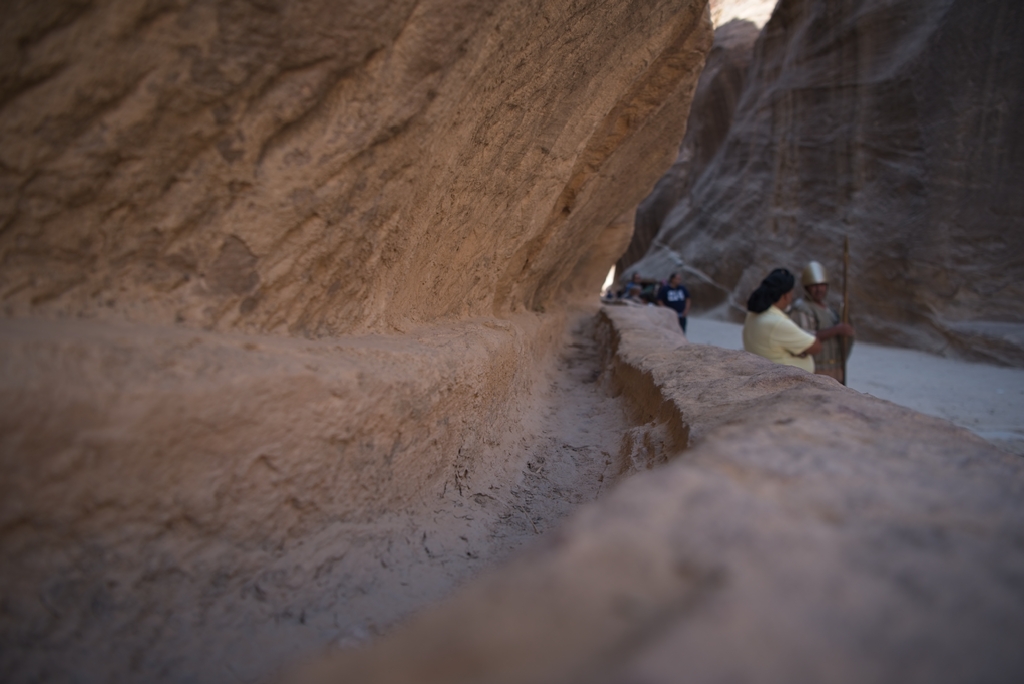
(0, 1, 714, 682)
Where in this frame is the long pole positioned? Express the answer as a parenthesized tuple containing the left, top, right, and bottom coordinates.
(841, 236, 850, 386)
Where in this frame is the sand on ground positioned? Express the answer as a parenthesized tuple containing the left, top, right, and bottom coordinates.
(684, 316, 1024, 456)
(0, 308, 637, 683)
(299, 308, 635, 660)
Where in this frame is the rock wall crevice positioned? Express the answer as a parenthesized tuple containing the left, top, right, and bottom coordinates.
(595, 306, 692, 465)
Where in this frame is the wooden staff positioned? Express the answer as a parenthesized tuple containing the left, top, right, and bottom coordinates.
(841, 236, 850, 386)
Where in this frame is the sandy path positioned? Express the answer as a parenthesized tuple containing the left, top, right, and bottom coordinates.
(281, 308, 632, 664)
(685, 316, 1024, 456)
(0, 311, 630, 684)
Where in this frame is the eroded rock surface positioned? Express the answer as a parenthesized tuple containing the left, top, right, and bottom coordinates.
(5, 1, 1022, 682)
(621, 17, 762, 273)
(632, 0, 1024, 365)
(0, 0, 710, 335)
(300, 305, 1024, 684)
(0, 307, 649, 682)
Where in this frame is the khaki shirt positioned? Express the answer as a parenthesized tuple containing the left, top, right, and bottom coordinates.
(790, 298, 850, 382)
(743, 305, 817, 372)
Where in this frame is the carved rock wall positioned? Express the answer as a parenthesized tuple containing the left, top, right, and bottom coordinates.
(632, 0, 1024, 365)
(0, 0, 711, 335)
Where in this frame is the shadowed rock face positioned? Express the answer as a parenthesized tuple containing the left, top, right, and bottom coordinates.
(621, 17, 762, 274)
(0, 0, 710, 335)
(632, 0, 1024, 365)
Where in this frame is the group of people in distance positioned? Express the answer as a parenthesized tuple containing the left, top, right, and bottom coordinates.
(608, 261, 854, 384)
(743, 261, 855, 384)
(607, 271, 691, 332)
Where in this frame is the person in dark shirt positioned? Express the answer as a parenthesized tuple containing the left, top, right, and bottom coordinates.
(617, 272, 641, 296)
(656, 272, 691, 333)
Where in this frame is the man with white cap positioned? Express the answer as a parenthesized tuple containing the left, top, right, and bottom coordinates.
(790, 261, 855, 383)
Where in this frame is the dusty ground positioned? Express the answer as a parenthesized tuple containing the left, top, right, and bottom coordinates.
(245, 307, 642, 678)
(685, 316, 1024, 455)
(319, 308, 635, 650)
(0, 307, 642, 683)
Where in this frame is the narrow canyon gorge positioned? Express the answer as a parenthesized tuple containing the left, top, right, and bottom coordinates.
(1, 1, 1022, 683)
(630, 0, 1024, 366)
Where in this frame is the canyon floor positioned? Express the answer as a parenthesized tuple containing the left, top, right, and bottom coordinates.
(233, 307, 640, 680)
(325, 308, 634, 638)
(0, 307, 640, 683)
(686, 316, 1024, 456)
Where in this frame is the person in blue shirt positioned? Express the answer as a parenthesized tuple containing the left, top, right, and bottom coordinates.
(656, 272, 690, 333)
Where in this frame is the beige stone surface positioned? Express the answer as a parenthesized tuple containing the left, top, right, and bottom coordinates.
(0, 312, 535, 679)
(7, 1, 1023, 682)
(631, 0, 1024, 365)
(298, 304, 1024, 684)
(0, 306, 663, 682)
(0, 0, 711, 335)
(0, 1, 716, 682)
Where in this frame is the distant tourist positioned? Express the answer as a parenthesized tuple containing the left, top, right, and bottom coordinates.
(656, 272, 690, 333)
(790, 261, 855, 383)
(617, 272, 646, 299)
(742, 268, 819, 371)
(623, 284, 647, 305)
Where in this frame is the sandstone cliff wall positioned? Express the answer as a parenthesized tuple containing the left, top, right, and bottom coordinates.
(0, 0, 710, 335)
(7, 1, 1021, 682)
(632, 0, 1024, 365)
(621, 17, 761, 274)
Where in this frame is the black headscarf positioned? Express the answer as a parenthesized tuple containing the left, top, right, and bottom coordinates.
(747, 268, 795, 313)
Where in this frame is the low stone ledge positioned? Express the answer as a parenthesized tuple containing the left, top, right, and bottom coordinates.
(301, 305, 1024, 684)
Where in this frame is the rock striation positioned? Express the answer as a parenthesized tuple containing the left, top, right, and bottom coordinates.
(621, 17, 762, 275)
(631, 0, 1024, 365)
(0, 0, 711, 335)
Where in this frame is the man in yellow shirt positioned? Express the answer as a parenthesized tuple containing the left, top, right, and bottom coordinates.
(742, 268, 819, 372)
